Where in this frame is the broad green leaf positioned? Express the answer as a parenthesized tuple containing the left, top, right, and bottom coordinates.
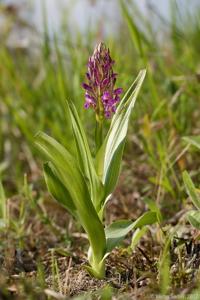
(43, 162, 76, 217)
(96, 70, 146, 198)
(67, 101, 104, 211)
(105, 220, 132, 253)
(103, 141, 125, 198)
(187, 211, 200, 230)
(35, 132, 106, 263)
(35, 132, 87, 205)
(143, 198, 163, 223)
(105, 211, 157, 253)
(183, 170, 200, 210)
(183, 136, 200, 151)
(131, 226, 147, 250)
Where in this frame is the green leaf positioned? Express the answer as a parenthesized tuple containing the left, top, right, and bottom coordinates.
(105, 220, 132, 253)
(103, 141, 125, 199)
(183, 170, 200, 210)
(35, 132, 106, 264)
(67, 101, 104, 212)
(187, 211, 200, 230)
(183, 136, 200, 151)
(43, 162, 76, 217)
(35, 132, 87, 206)
(96, 70, 146, 198)
(143, 198, 163, 223)
(105, 211, 157, 253)
(131, 226, 148, 250)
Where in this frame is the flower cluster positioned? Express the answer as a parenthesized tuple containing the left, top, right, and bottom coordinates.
(82, 42, 123, 119)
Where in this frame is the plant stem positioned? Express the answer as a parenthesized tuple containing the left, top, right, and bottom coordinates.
(95, 118, 103, 153)
(87, 246, 106, 278)
(95, 88, 104, 153)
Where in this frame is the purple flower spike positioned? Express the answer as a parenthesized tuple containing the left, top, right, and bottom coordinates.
(82, 83, 92, 91)
(82, 42, 123, 119)
(84, 102, 90, 109)
(114, 88, 123, 95)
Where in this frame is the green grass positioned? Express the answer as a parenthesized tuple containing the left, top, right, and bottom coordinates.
(1, 0, 200, 299)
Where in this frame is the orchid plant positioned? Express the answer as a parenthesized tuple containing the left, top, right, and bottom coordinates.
(35, 43, 157, 278)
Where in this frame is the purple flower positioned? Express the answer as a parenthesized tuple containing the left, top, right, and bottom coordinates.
(82, 42, 123, 119)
